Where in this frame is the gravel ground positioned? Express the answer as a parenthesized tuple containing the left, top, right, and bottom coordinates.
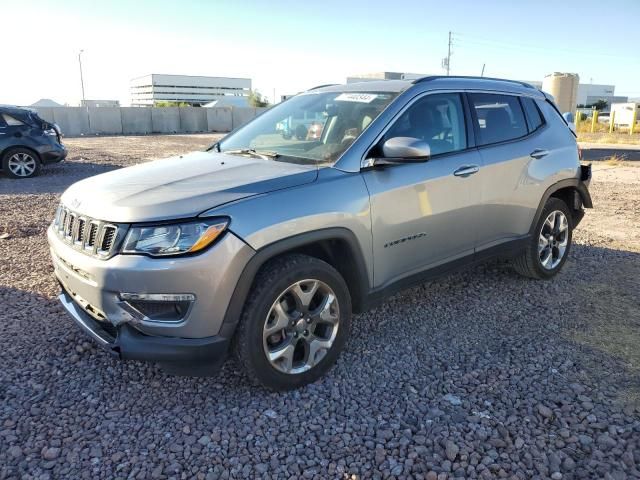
(1, 136, 639, 479)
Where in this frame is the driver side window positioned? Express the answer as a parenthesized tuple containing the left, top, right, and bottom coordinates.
(385, 93, 467, 156)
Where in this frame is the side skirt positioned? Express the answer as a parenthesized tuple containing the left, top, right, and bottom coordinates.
(361, 236, 529, 311)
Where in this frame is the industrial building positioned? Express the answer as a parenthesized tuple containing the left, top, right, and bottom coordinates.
(81, 99, 120, 108)
(346, 72, 433, 83)
(130, 74, 251, 107)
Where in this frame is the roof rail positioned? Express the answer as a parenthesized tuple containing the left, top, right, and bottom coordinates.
(412, 75, 535, 89)
(308, 83, 339, 91)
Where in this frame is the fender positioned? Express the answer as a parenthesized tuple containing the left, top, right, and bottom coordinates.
(529, 177, 593, 236)
(218, 227, 370, 338)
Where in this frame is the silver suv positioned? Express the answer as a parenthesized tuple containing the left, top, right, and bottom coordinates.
(48, 76, 592, 390)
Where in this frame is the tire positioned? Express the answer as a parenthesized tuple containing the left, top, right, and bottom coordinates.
(2, 147, 41, 179)
(234, 254, 351, 390)
(512, 197, 573, 279)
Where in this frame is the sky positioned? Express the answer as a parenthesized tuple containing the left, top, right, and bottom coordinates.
(2, 0, 639, 106)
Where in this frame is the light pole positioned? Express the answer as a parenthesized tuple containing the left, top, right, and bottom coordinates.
(78, 49, 86, 105)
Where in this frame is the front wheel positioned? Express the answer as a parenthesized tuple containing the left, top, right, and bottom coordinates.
(234, 254, 351, 390)
(512, 197, 573, 279)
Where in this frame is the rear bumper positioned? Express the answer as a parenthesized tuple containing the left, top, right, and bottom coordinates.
(59, 289, 230, 375)
(39, 143, 67, 164)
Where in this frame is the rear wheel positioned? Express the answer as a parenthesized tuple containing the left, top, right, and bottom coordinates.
(513, 197, 573, 279)
(234, 254, 351, 390)
(2, 148, 41, 179)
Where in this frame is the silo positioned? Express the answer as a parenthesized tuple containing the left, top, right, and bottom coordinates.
(542, 73, 580, 114)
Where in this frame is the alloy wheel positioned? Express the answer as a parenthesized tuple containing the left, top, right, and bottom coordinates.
(8, 152, 37, 177)
(263, 279, 340, 374)
(538, 210, 569, 270)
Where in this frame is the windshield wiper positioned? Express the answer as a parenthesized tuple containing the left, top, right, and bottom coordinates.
(223, 148, 280, 160)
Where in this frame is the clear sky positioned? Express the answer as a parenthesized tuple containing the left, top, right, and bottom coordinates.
(2, 0, 639, 106)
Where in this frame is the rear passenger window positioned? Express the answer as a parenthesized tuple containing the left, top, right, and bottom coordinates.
(521, 97, 544, 132)
(469, 93, 528, 146)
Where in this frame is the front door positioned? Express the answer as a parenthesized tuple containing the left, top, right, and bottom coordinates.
(362, 92, 483, 288)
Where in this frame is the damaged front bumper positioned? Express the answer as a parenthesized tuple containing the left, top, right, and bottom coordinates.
(48, 224, 255, 375)
(59, 288, 229, 375)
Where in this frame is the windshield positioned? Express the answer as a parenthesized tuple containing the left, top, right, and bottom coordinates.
(218, 91, 398, 165)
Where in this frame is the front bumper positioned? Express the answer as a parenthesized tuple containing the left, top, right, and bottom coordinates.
(59, 289, 230, 375)
(49, 225, 255, 374)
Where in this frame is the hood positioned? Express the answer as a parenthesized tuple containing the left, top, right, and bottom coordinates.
(61, 151, 318, 222)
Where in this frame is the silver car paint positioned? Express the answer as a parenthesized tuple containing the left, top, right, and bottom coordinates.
(49, 77, 584, 341)
(49, 226, 254, 338)
(60, 150, 317, 223)
(474, 98, 580, 250)
(202, 167, 375, 286)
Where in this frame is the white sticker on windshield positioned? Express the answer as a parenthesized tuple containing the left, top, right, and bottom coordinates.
(335, 93, 378, 103)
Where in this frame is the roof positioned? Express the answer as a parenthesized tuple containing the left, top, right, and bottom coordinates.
(0, 104, 34, 115)
(311, 76, 544, 98)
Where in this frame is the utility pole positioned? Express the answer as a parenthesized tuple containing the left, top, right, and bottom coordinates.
(78, 50, 86, 105)
(446, 31, 452, 76)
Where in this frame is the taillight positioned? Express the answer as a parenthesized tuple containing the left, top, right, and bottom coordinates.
(577, 145, 583, 161)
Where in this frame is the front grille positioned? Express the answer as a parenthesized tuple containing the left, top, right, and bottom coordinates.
(52, 205, 125, 259)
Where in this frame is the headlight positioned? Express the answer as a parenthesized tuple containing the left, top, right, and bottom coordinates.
(122, 218, 228, 257)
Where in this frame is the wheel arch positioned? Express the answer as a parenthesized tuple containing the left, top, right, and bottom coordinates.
(529, 179, 592, 234)
(219, 228, 370, 339)
(1, 144, 42, 165)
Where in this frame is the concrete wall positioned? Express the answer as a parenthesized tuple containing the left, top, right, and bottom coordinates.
(179, 107, 207, 133)
(206, 107, 232, 132)
(88, 107, 122, 135)
(151, 108, 181, 133)
(121, 108, 152, 134)
(31, 106, 267, 137)
(52, 108, 91, 136)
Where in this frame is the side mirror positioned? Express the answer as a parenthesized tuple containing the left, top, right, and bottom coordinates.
(382, 136, 431, 160)
(363, 137, 431, 168)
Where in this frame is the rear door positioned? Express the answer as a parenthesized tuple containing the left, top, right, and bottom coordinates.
(362, 92, 483, 288)
(468, 93, 544, 250)
(0, 114, 7, 142)
(1, 112, 30, 141)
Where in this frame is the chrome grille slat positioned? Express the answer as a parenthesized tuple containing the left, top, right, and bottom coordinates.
(52, 205, 122, 259)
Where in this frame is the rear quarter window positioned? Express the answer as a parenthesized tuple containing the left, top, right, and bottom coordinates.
(521, 97, 545, 132)
(2, 114, 25, 126)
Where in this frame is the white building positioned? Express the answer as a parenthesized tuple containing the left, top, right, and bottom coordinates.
(81, 99, 120, 108)
(130, 74, 251, 107)
(576, 83, 627, 108)
(346, 72, 433, 83)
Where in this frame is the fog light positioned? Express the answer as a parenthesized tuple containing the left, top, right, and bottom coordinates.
(119, 293, 195, 322)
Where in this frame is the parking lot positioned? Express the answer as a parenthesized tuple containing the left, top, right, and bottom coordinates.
(1, 135, 639, 479)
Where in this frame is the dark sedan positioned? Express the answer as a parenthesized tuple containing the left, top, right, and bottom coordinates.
(0, 105, 67, 178)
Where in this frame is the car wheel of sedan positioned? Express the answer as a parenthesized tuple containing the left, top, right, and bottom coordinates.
(234, 254, 351, 390)
(2, 148, 41, 179)
(513, 197, 573, 279)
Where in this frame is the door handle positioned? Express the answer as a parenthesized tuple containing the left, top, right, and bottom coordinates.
(530, 149, 549, 159)
(453, 165, 479, 177)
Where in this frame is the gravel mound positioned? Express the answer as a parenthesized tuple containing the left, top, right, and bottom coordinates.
(1, 137, 638, 479)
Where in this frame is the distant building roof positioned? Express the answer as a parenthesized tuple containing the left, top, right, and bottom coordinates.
(202, 96, 250, 108)
(30, 98, 63, 107)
